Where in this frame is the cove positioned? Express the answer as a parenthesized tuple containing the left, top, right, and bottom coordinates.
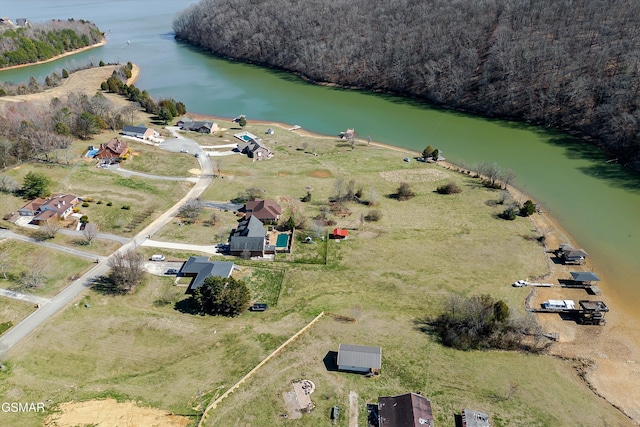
(1, 0, 639, 308)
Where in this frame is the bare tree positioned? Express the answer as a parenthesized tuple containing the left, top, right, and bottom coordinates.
(19, 255, 48, 289)
(82, 223, 99, 245)
(121, 104, 139, 125)
(41, 218, 62, 239)
(107, 250, 145, 293)
(501, 168, 517, 190)
(0, 247, 10, 279)
(213, 158, 223, 177)
(179, 199, 203, 224)
(0, 175, 19, 193)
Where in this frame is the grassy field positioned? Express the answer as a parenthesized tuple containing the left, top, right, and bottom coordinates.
(0, 298, 35, 336)
(0, 123, 632, 427)
(124, 141, 201, 177)
(2, 161, 192, 235)
(0, 240, 94, 298)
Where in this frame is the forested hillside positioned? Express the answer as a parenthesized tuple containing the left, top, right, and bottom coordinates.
(173, 0, 640, 169)
(0, 19, 103, 68)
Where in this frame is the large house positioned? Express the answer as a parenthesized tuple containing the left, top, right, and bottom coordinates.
(244, 199, 281, 223)
(179, 256, 235, 294)
(229, 215, 266, 257)
(234, 131, 273, 160)
(94, 138, 129, 162)
(337, 343, 381, 374)
(176, 118, 219, 134)
(122, 124, 156, 140)
(18, 194, 80, 224)
(376, 393, 434, 427)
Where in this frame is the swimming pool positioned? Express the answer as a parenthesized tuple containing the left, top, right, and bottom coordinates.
(276, 234, 289, 248)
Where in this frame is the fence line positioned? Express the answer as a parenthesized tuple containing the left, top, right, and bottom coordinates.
(198, 311, 325, 426)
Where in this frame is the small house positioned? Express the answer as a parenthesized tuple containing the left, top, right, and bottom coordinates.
(332, 228, 348, 239)
(122, 124, 155, 140)
(95, 138, 129, 161)
(337, 343, 381, 374)
(20, 194, 80, 224)
(179, 256, 235, 294)
(377, 393, 433, 427)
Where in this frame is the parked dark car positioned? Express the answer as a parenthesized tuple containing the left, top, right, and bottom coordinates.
(249, 303, 268, 312)
(166, 269, 179, 275)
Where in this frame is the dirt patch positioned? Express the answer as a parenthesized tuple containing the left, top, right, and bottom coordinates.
(188, 168, 201, 175)
(278, 172, 290, 177)
(308, 169, 333, 178)
(379, 168, 450, 183)
(43, 399, 192, 427)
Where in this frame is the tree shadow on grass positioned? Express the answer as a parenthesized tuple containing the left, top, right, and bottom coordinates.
(90, 276, 127, 295)
(174, 297, 202, 315)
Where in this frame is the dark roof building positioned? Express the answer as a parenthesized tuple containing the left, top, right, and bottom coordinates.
(123, 124, 155, 139)
(177, 118, 218, 133)
(337, 343, 381, 374)
(230, 215, 266, 257)
(244, 199, 282, 222)
(179, 256, 235, 294)
(570, 271, 600, 283)
(377, 393, 433, 427)
(461, 409, 491, 427)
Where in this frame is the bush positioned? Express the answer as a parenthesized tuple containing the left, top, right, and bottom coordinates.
(499, 206, 518, 220)
(436, 182, 462, 194)
(82, 202, 89, 207)
(73, 207, 80, 213)
(96, 200, 103, 204)
(121, 205, 131, 210)
(364, 210, 383, 222)
(106, 202, 113, 206)
(520, 200, 536, 216)
(79, 215, 89, 224)
(395, 182, 415, 201)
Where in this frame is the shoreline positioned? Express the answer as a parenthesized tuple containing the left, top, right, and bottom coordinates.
(0, 40, 107, 72)
(187, 110, 640, 423)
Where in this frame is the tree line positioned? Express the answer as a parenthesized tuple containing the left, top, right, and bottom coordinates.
(173, 0, 640, 170)
(0, 19, 103, 68)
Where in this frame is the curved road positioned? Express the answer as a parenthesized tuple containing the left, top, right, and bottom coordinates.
(0, 135, 214, 358)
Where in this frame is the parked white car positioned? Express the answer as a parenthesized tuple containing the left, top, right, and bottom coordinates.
(512, 280, 529, 287)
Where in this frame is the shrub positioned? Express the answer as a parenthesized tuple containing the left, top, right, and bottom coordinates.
(301, 191, 312, 202)
(436, 182, 462, 194)
(395, 182, 415, 201)
(79, 215, 89, 224)
(520, 200, 536, 216)
(499, 206, 518, 220)
(121, 205, 131, 210)
(107, 202, 113, 206)
(73, 207, 80, 213)
(364, 210, 383, 222)
(96, 200, 103, 204)
(82, 202, 89, 207)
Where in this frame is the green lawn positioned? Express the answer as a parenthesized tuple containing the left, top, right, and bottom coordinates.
(0, 240, 94, 298)
(0, 123, 631, 427)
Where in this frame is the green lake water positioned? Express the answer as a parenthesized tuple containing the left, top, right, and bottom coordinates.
(2, 0, 639, 307)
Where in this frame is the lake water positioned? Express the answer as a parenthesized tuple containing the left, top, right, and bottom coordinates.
(1, 0, 639, 307)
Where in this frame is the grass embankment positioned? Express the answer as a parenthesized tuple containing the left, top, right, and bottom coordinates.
(0, 123, 631, 426)
(0, 240, 94, 298)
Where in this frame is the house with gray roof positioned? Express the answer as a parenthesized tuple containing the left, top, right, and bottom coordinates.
(337, 343, 381, 374)
(179, 256, 235, 294)
(122, 124, 155, 140)
(177, 118, 218, 134)
(229, 215, 266, 257)
(234, 131, 273, 160)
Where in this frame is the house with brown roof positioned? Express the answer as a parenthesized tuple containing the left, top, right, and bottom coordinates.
(20, 194, 80, 224)
(244, 199, 281, 223)
(95, 138, 129, 161)
(17, 198, 47, 216)
(376, 393, 434, 427)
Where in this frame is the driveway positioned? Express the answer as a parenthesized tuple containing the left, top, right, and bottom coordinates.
(202, 201, 243, 211)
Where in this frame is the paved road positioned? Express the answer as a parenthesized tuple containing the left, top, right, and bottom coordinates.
(0, 288, 50, 306)
(0, 142, 214, 359)
(140, 239, 221, 255)
(57, 228, 132, 245)
(0, 229, 108, 261)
